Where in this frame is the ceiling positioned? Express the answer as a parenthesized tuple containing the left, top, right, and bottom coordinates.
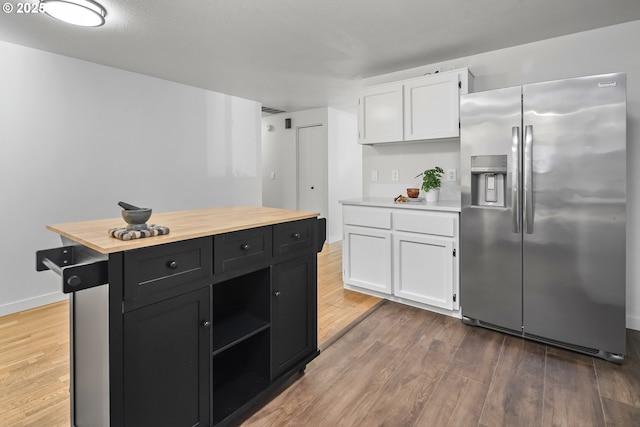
(2, 0, 640, 113)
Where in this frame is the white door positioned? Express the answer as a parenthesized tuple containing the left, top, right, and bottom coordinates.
(343, 226, 392, 294)
(297, 125, 326, 217)
(393, 232, 454, 309)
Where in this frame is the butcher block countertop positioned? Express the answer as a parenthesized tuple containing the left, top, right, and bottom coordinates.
(47, 206, 319, 254)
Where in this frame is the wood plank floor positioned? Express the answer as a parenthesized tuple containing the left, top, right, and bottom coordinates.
(242, 302, 640, 427)
(0, 301, 70, 427)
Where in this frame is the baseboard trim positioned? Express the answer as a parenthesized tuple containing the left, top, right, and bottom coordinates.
(0, 292, 67, 317)
(627, 314, 640, 332)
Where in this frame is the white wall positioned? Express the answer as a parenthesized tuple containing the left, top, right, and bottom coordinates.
(0, 41, 262, 316)
(327, 108, 361, 242)
(261, 108, 360, 243)
(360, 20, 640, 330)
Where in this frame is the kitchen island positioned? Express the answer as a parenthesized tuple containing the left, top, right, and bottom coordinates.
(37, 206, 325, 427)
(340, 197, 461, 318)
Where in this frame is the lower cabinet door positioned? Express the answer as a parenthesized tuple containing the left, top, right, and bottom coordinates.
(271, 255, 316, 379)
(393, 232, 454, 310)
(343, 226, 392, 294)
(123, 287, 211, 427)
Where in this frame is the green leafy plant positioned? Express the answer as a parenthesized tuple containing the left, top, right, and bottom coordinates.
(417, 166, 444, 192)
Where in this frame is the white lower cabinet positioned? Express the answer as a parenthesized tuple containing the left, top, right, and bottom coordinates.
(342, 204, 460, 317)
(343, 226, 392, 294)
(394, 232, 453, 310)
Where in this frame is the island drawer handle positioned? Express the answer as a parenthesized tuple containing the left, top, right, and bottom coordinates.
(167, 260, 178, 269)
(292, 232, 301, 240)
(241, 244, 251, 251)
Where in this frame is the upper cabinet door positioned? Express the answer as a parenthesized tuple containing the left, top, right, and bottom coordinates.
(358, 83, 403, 144)
(403, 72, 460, 141)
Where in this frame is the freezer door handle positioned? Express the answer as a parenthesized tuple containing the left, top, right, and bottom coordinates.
(511, 126, 521, 233)
(524, 125, 534, 233)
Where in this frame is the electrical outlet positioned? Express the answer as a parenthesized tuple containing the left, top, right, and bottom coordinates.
(391, 170, 399, 181)
(270, 171, 276, 180)
(370, 170, 378, 182)
(446, 169, 457, 182)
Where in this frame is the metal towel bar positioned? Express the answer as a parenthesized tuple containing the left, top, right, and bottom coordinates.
(36, 245, 108, 293)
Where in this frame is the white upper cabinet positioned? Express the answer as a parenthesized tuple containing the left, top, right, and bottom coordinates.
(403, 72, 460, 141)
(358, 83, 403, 144)
(358, 68, 473, 145)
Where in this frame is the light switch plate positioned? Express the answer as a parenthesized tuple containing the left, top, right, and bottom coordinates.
(370, 170, 378, 182)
(446, 169, 456, 182)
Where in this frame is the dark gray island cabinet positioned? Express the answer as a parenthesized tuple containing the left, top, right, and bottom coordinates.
(36, 207, 325, 427)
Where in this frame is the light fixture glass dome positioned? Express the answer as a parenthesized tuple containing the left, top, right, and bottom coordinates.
(42, 0, 107, 27)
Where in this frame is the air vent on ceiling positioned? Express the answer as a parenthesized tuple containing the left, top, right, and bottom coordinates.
(262, 106, 286, 115)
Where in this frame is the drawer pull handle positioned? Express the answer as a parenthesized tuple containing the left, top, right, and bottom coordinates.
(167, 260, 178, 269)
(241, 244, 251, 251)
(201, 320, 211, 328)
(274, 291, 282, 297)
(292, 232, 301, 240)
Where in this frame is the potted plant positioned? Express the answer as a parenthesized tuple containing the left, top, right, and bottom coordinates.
(417, 166, 444, 202)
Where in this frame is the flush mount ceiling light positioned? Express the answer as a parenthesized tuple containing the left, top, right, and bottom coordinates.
(41, 0, 107, 27)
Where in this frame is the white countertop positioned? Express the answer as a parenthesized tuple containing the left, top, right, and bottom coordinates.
(340, 197, 461, 213)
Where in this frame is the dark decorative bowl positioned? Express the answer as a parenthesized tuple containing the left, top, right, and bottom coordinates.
(122, 208, 152, 231)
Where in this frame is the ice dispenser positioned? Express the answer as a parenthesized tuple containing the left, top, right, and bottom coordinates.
(471, 155, 507, 207)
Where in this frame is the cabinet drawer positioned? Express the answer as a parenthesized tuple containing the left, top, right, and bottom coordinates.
(124, 237, 213, 303)
(393, 211, 457, 237)
(343, 206, 391, 229)
(273, 219, 315, 258)
(214, 226, 272, 274)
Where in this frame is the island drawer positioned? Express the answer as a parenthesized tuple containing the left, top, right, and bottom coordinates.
(214, 226, 273, 274)
(273, 219, 315, 258)
(123, 237, 213, 304)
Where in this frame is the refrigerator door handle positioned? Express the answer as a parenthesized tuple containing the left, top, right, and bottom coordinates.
(511, 126, 521, 233)
(524, 125, 534, 233)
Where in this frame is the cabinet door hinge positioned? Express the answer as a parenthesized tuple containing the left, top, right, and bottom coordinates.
(453, 293, 457, 302)
(453, 248, 456, 257)
(458, 81, 462, 89)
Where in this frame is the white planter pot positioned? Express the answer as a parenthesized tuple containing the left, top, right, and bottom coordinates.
(425, 188, 440, 202)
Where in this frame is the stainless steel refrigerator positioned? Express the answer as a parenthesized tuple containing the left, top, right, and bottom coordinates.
(460, 73, 627, 363)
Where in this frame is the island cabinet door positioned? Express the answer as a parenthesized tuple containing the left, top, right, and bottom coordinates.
(271, 255, 317, 379)
(122, 286, 211, 427)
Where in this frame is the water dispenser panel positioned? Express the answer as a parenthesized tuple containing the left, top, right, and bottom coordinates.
(485, 174, 497, 202)
(471, 155, 507, 207)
